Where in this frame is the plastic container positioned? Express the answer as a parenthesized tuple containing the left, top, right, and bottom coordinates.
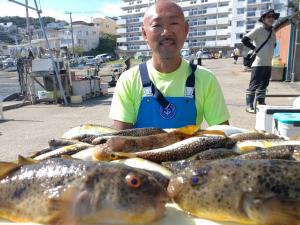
(256, 105, 300, 132)
(100, 83, 109, 96)
(72, 80, 91, 97)
(272, 113, 300, 138)
(37, 91, 54, 100)
(71, 95, 83, 104)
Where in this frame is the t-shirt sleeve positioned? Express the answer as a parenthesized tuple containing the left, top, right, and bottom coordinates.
(245, 27, 258, 41)
(109, 72, 136, 124)
(203, 74, 230, 126)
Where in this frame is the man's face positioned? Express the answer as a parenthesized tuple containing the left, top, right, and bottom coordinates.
(142, 2, 189, 60)
(263, 13, 275, 27)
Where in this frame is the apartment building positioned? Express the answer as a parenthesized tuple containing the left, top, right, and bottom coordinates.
(32, 21, 99, 52)
(93, 17, 118, 35)
(117, 0, 288, 55)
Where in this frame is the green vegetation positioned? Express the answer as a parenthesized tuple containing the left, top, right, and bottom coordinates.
(87, 34, 117, 56)
(0, 16, 67, 29)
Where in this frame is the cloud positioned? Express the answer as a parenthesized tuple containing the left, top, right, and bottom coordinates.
(0, 0, 123, 22)
(95, 2, 123, 17)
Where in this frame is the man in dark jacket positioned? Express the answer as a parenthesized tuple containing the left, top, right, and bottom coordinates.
(242, 9, 279, 113)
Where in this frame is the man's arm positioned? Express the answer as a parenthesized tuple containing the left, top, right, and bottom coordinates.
(113, 120, 134, 130)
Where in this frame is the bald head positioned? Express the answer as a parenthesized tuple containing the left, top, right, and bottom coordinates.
(143, 0, 185, 24)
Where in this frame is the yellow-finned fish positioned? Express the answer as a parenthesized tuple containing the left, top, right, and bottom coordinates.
(168, 159, 300, 225)
(0, 157, 168, 225)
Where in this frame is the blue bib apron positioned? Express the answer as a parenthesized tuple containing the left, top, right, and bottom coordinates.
(134, 62, 197, 129)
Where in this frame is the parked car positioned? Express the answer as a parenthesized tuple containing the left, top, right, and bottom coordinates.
(201, 51, 213, 59)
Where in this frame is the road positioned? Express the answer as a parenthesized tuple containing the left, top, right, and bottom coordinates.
(1, 58, 300, 161)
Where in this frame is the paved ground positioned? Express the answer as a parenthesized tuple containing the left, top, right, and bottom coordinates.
(1, 58, 300, 161)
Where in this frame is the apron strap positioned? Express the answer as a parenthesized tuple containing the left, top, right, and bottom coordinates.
(186, 62, 196, 98)
(139, 62, 197, 108)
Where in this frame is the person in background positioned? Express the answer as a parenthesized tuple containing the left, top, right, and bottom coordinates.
(189, 52, 196, 65)
(196, 48, 203, 66)
(242, 9, 279, 113)
(109, 0, 230, 130)
(232, 47, 240, 64)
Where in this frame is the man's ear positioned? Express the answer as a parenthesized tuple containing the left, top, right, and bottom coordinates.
(184, 20, 189, 38)
(142, 26, 148, 42)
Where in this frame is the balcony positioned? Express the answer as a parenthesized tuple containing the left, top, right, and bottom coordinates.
(217, 6, 229, 13)
(118, 46, 128, 51)
(140, 45, 150, 50)
(117, 28, 127, 34)
(117, 19, 126, 25)
(205, 40, 229, 47)
(117, 37, 127, 43)
(206, 19, 217, 25)
(218, 18, 229, 24)
(216, 29, 229, 35)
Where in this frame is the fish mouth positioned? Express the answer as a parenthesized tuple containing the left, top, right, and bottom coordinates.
(167, 175, 187, 199)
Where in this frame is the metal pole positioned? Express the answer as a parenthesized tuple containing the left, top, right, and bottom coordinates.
(33, 0, 68, 105)
(70, 13, 75, 57)
(25, 0, 31, 45)
(291, 13, 299, 82)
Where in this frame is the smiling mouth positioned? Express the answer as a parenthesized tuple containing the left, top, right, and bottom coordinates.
(159, 39, 176, 46)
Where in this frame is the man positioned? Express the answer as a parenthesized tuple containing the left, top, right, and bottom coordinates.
(110, 0, 230, 130)
(242, 9, 279, 113)
(196, 48, 203, 66)
(232, 47, 240, 64)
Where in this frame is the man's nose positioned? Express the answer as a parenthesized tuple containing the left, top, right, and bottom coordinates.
(162, 27, 172, 36)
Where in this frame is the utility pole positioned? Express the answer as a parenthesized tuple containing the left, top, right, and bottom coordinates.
(65, 12, 76, 57)
(25, 0, 31, 45)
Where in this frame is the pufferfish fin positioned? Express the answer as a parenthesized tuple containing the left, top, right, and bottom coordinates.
(48, 187, 91, 225)
(243, 193, 300, 225)
(0, 161, 20, 179)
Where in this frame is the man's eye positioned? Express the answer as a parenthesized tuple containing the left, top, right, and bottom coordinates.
(152, 24, 161, 28)
(171, 22, 179, 25)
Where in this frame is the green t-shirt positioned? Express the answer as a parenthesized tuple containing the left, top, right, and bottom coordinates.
(109, 59, 230, 127)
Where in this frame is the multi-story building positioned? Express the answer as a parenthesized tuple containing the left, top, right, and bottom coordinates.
(93, 17, 118, 35)
(32, 21, 100, 52)
(117, 0, 288, 55)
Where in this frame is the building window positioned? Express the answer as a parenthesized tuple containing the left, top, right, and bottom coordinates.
(86, 31, 88, 35)
(238, 0, 245, 2)
(128, 10, 132, 13)
(247, 11, 256, 17)
(137, 0, 142, 3)
(237, 8, 245, 14)
(92, 31, 96, 35)
(201, 0, 208, 3)
(129, 1, 134, 5)
(247, 0, 256, 3)
(247, 24, 255, 29)
(190, 0, 197, 4)
(84, 40, 87, 44)
(236, 33, 243, 39)
(135, 9, 140, 12)
(236, 21, 245, 27)
(219, 2, 229, 6)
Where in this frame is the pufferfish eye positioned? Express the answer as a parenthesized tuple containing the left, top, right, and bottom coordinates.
(110, 153, 118, 160)
(126, 174, 142, 189)
(190, 175, 200, 186)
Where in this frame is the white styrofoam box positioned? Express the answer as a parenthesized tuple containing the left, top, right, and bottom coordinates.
(272, 113, 300, 138)
(255, 105, 300, 132)
(32, 58, 64, 72)
(72, 80, 91, 97)
(100, 83, 108, 95)
(91, 79, 100, 93)
(32, 58, 53, 72)
(37, 91, 54, 99)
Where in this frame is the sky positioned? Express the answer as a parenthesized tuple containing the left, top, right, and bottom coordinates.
(0, 0, 123, 22)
